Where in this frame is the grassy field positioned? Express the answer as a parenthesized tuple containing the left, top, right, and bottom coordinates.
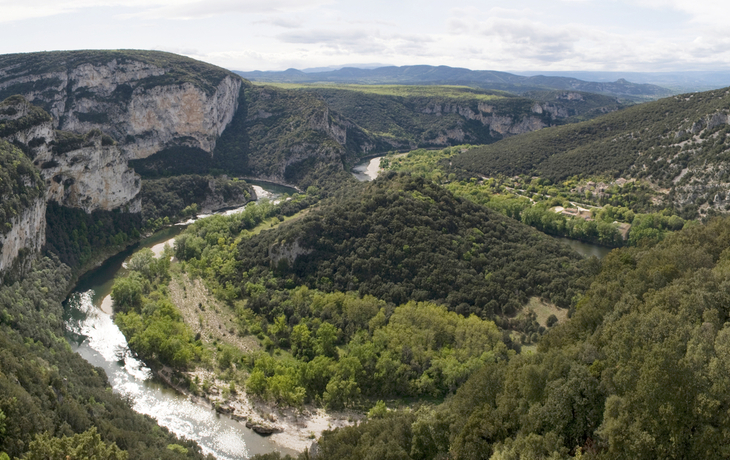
(239, 207, 311, 238)
(251, 82, 509, 101)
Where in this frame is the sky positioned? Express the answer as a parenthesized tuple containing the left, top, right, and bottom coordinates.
(1, 0, 730, 73)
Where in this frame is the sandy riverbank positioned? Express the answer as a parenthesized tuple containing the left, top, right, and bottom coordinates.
(157, 366, 362, 453)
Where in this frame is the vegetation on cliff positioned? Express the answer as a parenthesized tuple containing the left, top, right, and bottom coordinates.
(448, 87, 730, 218)
(0, 140, 44, 235)
(0, 95, 52, 141)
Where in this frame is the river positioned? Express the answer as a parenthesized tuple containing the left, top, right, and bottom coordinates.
(553, 236, 613, 259)
(62, 176, 610, 459)
(63, 182, 299, 460)
(352, 156, 383, 181)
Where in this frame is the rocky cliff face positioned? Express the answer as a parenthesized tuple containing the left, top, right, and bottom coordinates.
(0, 56, 241, 160)
(419, 100, 550, 143)
(239, 84, 375, 183)
(39, 133, 142, 213)
(0, 96, 141, 213)
(0, 197, 45, 278)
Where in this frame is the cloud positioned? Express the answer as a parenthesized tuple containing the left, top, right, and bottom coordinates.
(278, 29, 371, 45)
(254, 18, 303, 29)
(132, 0, 332, 20)
(0, 0, 331, 22)
(276, 28, 435, 58)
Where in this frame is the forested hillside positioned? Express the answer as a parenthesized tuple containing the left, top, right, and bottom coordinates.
(177, 174, 589, 318)
(448, 87, 730, 218)
(257, 214, 730, 460)
(105, 173, 590, 421)
(0, 256, 209, 459)
(263, 84, 626, 151)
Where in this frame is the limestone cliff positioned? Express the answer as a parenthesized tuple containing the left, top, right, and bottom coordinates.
(39, 132, 142, 213)
(0, 51, 241, 160)
(0, 197, 45, 277)
(0, 96, 141, 213)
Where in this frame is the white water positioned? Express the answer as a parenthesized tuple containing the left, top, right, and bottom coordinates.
(352, 157, 382, 181)
(65, 292, 295, 459)
(64, 183, 299, 459)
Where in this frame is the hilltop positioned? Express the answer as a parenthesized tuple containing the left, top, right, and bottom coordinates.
(235, 65, 672, 101)
(257, 83, 627, 150)
(448, 87, 730, 218)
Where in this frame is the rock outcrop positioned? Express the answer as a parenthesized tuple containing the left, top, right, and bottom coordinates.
(39, 132, 142, 213)
(1, 96, 141, 213)
(269, 239, 312, 268)
(0, 196, 45, 276)
(420, 100, 550, 141)
(0, 52, 241, 160)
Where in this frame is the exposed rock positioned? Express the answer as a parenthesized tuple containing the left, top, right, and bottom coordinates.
(38, 134, 141, 213)
(707, 112, 730, 131)
(309, 441, 320, 459)
(0, 57, 241, 161)
(421, 101, 549, 138)
(0, 197, 45, 276)
(198, 177, 253, 213)
(269, 239, 312, 268)
(1, 96, 141, 213)
(215, 403, 233, 414)
(245, 420, 283, 436)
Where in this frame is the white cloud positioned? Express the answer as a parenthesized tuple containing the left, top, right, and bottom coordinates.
(128, 0, 332, 20)
(0, 0, 331, 22)
(2, 0, 730, 72)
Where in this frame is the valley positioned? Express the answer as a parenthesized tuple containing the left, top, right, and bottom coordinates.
(1, 49, 730, 460)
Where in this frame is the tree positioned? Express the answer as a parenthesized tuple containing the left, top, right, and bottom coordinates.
(110, 273, 144, 313)
(291, 323, 313, 360)
(22, 428, 127, 460)
(316, 322, 339, 358)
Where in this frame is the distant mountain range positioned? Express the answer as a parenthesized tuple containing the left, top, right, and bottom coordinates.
(512, 70, 730, 93)
(234, 65, 673, 101)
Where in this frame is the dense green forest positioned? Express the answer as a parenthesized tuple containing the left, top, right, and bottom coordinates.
(109, 174, 590, 414)
(44, 201, 143, 269)
(139, 174, 254, 222)
(250, 214, 730, 460)
(176, 174, 590, 318)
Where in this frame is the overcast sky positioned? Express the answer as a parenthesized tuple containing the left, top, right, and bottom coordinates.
(1, 0, 729, 72)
